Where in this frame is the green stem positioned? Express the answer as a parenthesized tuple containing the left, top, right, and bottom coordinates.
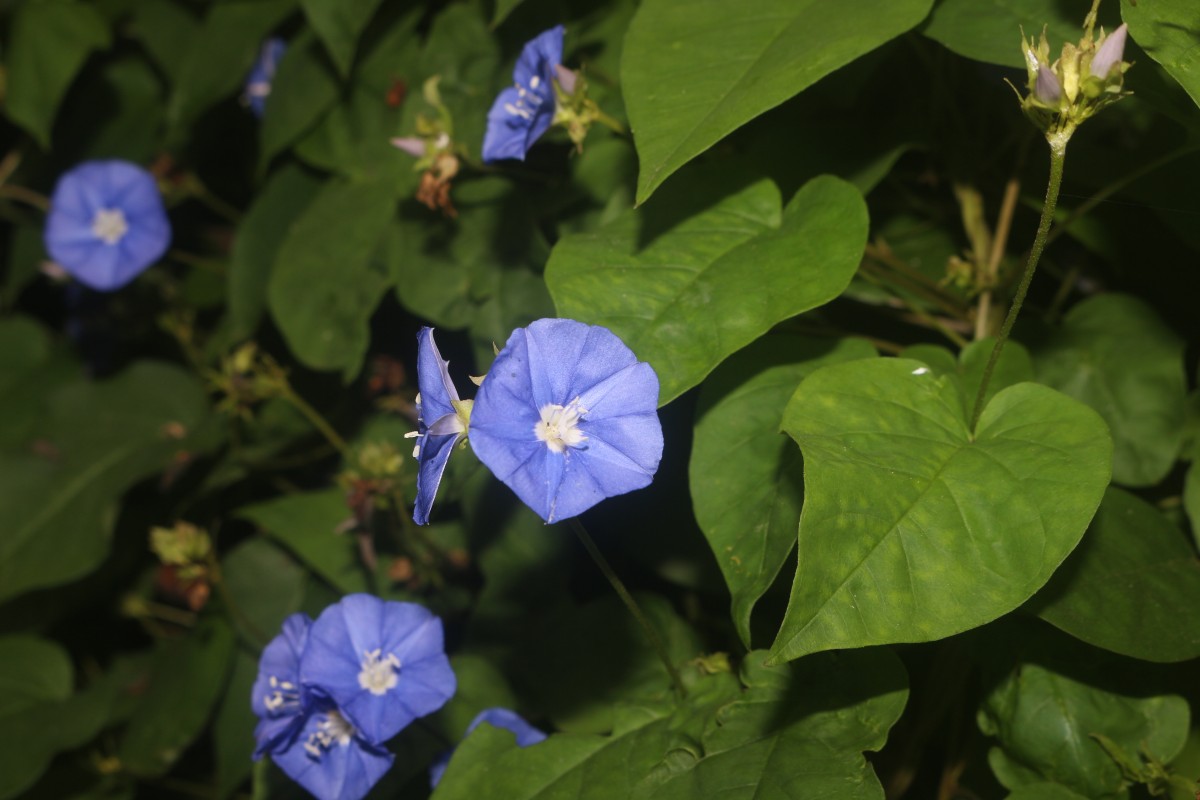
(280, 387, 349, 456)
(969, 132, 1070, 432)
(569, 519, 687, 698)
(593, 108, 627, 136)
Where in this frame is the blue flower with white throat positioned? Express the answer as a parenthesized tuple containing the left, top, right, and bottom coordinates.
(250, 612, 394, 800)
(482, 26, 564, 162)
(468, 318, 663, 523)
(408, 327, 473, 525)
(300, 594, 457, 744)
(43, 160, 171, 292)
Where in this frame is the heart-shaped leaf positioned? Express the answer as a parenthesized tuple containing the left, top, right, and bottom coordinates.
(547, 174, 867, 404)
(691, 335, 876, 647)
(1122, 0, 1200, 111)
(770, 358, 1112, 662)
(621, 0, 933, 202)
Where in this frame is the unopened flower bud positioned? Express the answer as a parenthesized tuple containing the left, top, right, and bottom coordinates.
(554, 63, 577, 95)
(390, 137, 425, 158)
(1035, 63, 1063, 104)
(1090, 23, 1128, 78)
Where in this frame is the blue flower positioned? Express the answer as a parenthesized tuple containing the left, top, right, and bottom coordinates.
(300, 594, 457, 744)
(251, 596, 456, 800)
(482, 26, 564, 163)
(43, 160, 171, 292)
(428, 707, 547, 788)
(251, 612, 395, 800)
(409, 328, 471, 525)
(244, 37, 286, 117)
(469, 319, 663, 522)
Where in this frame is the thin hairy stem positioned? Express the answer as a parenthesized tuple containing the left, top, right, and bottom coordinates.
(570, 518, 687, 698)
(970, 133, 1069, 432)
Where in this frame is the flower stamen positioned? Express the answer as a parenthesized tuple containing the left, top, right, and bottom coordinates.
(534, 399, 588, 454)
(357, 648, 401, 696)
(303, 709, 356, 758)
(91, 208, 129, 245)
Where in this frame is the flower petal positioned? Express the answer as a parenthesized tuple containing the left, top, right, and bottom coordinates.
(301, 595, 455, 745)
(414, 429, 461, 526)
(270, 707, 394, 800)
(416, 327, 459, 424)
(251, 613, 313, 757)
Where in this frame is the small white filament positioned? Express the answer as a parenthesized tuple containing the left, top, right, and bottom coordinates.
(91, 208, 129, 245)
(534, 400, 588, 454)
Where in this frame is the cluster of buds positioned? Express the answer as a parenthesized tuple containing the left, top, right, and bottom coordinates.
(1020, 21, 1130, 142)
(338, 440, 408, 527)
(207, 342, 289, 420)
(391, 77, 464, 218)
(149, 521, 212, 611)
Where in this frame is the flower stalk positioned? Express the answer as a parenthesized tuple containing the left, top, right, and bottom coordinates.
(969, 134, 1068, 432)
(570, 519, 687, 699)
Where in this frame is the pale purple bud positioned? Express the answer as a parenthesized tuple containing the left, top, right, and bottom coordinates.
(554, 64, 577, 95)
(390, 137, 425, 158)
(1035, 64, 1062, 104)
(1091, 23, 1128, 78)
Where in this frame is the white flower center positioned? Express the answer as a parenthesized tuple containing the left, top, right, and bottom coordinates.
(304, 709, 355, 757)
(262, 675, 300, 715)
(91, 208, 129, 245)
(357, 649, 401, 696)
(534, 400, 588, 454)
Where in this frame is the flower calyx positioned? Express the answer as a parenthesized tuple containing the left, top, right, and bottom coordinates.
(1018, 22, 1131, 142)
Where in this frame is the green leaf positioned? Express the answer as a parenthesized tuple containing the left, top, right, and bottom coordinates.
(118, 618, 236, 777)
(238, 489, 369, 594)
(635, 649, 908, 800)
(0, 636, 72, 717)
(299, 0, 384, 75)
(691, 335, 876, 648)
(920, 0, 1095, 68)
(433, 655, 519, 739)
(212, 651, 258, 800)
(1029, 487, 1200, 663)
(259, 33, 343, 168)
(620, 0, 933, 202)
(902, 337, 1036, 418)
(166, 0, 295, 142)
(491, 0, 527, 27)
(1122, 0, 1200, 111)
(770, 358, 1112, 662)
(435, 670, 743, 799)
(418, 4, 501, 163)
(228, 164, 323, 340)
(293, 86, 414, 184)
(5, 0, 111, 148)
(129, 0, 200, 87)
(0, 638, 120, 800)
(222, 538, 306, 645)
(1030, 294, 1187, 487)
(1185, 462, 1200, 550)
(1006, 785, 1090, 800)
(267, 177, 394, 377)
(547, 174, 868, 404)
(979, 661, 1189, 797)
(0, 362, 211, 604)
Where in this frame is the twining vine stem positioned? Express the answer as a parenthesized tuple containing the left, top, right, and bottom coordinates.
(969, 132, 1070, 432)
(569, 518, 687, 699)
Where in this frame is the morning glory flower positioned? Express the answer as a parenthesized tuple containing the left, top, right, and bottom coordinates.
(469, 319, 663, 523)
(300, 594, 457, 744)
(482, 26, 564, 162)
(244, 37, 286, 117)
(408, 328, 472, 525)
(428, 707, 547, 787)
(251, 612, 395, 800)
(43, 160, 171, 292)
